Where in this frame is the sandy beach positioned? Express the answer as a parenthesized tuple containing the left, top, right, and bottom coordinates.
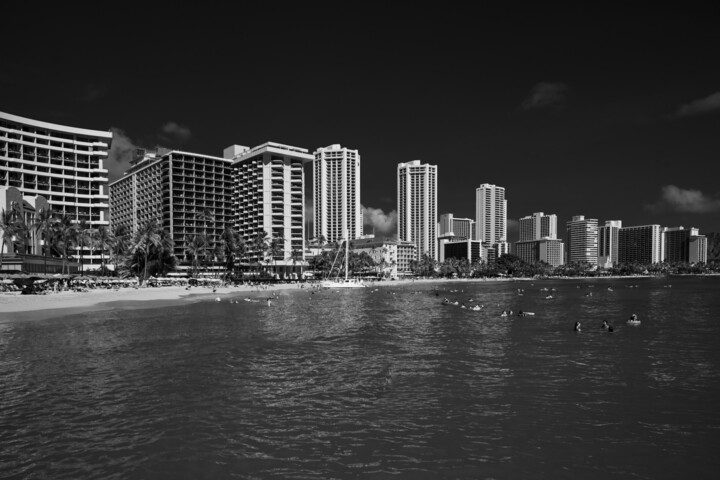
(0, 283, 305, 323)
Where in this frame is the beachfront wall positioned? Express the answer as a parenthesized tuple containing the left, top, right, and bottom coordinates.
(0, 254, 79, 274)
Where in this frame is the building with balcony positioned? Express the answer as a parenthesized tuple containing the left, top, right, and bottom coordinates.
(519, 212, 557, 242)
(227, 142, 313, 276)
(313, 144, 362, 244)
(618, 224, 662, 265)
(438, 213, 474, 241)
(598, 220, 622, 268)
(398, 160, 437, 261)
(351, 237, 417, 279)
(566, 215, 598, 266)
(663, 226, 707, 264)
(0, 110, 111, 270)
(109, 147, 234, 272)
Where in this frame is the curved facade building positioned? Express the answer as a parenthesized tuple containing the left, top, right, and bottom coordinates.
(0, 110, 111, 270)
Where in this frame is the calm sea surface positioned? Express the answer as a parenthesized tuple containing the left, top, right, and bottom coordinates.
(1, 276, 719, 479)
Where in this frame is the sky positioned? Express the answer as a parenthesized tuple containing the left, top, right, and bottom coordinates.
(2, 6, 719, 243)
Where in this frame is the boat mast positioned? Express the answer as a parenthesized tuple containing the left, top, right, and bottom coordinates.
(344, 228, 349, 281)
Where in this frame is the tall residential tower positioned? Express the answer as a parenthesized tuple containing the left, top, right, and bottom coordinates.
(566, 215, 598, 266)
(397, 160, 437, 261)
(313, 144, 361, 243)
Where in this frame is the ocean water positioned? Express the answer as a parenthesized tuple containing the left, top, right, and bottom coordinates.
(1, 276, 719, 479)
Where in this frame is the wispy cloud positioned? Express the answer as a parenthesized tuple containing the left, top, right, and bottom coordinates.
(521, 82, 569, 110)
(672, 91, 720, 118)
(362, 206, 397, 239)
(645, 185, 720, 214)
(107, 127, 138, 183)
(159, 121, 192, 144)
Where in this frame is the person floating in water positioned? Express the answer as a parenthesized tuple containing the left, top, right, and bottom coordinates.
(574, 321, 581, 332)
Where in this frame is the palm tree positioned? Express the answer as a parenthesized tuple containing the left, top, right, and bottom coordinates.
(109, 224, 130, 275)
(131, 220, 162, 283)
(33, 207, 55, 273)
(94, 226, 112, 274)
(269, 230, 285, 276)
(184, 234, 207, 278)
(219, 226, 242, 278)
(75, 219, 90, 273)
(197, 208, 215, 273)
(52, 212, 78, 275)
(0, 207, 20, 272)
(290, 247, 304, 279)
(252, 230, 269, 274)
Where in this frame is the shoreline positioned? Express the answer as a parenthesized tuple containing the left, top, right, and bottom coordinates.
(2, 274, 715, 323)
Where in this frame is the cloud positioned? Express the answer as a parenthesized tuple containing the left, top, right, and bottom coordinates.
(362, 206, 397, 239)
(672, 92, 720, 118)
(645, 185, 720, 214)
(159, 121, 192, 144)
(106, 127, 139, 183)
(521, 82, 569, 110)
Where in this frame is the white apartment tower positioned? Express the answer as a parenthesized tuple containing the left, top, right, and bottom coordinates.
(598, 220, 622, 268)
(475, 183, 507, 253)
(566, 215, 599, 266)
(397, 160, 437, 261)
(518, 212, 557, 241)
(227, 142, 313, 274)
(313, 144, 362, 243)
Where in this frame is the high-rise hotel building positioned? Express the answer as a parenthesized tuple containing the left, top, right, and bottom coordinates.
(518, 212, 557, 242)
(109, 148, 234, 271)
(598, 220, 622, 268)
(476, 183, 507, 245)
(1, 110, 111, 270)
(618, 224, 662, 265)
(398, 160, 437, 261)
(663, 226, 707, 264)
(516, 212, 563, 267)
(228, 142, 313, 269)
(313, 144, 362, 243)
(438, 213, 475, 241)
(566, 215, 598, 266)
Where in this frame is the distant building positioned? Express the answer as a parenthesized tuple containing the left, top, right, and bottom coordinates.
(663, 226, 707, 264)
(518, 212, 557, 241)
(351, 237, 417, 278)
(475, 183, 506, 245)
(618, 224, 662, 265)
(690, 235, 708, 264)
(397, 160, 437, 261)
(313, 144, 362, 244)
(566, 215, 598, 266)
(515, 238, 564, 267)
(1, 110, 112, 270)
(598, 220, 622, 268)
(516, 211, 563, 267)
(438, 213, 475, 241)
(439, 239, 483, 264)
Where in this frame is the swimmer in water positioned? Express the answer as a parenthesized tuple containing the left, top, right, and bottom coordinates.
(574, 321, 581, 332)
